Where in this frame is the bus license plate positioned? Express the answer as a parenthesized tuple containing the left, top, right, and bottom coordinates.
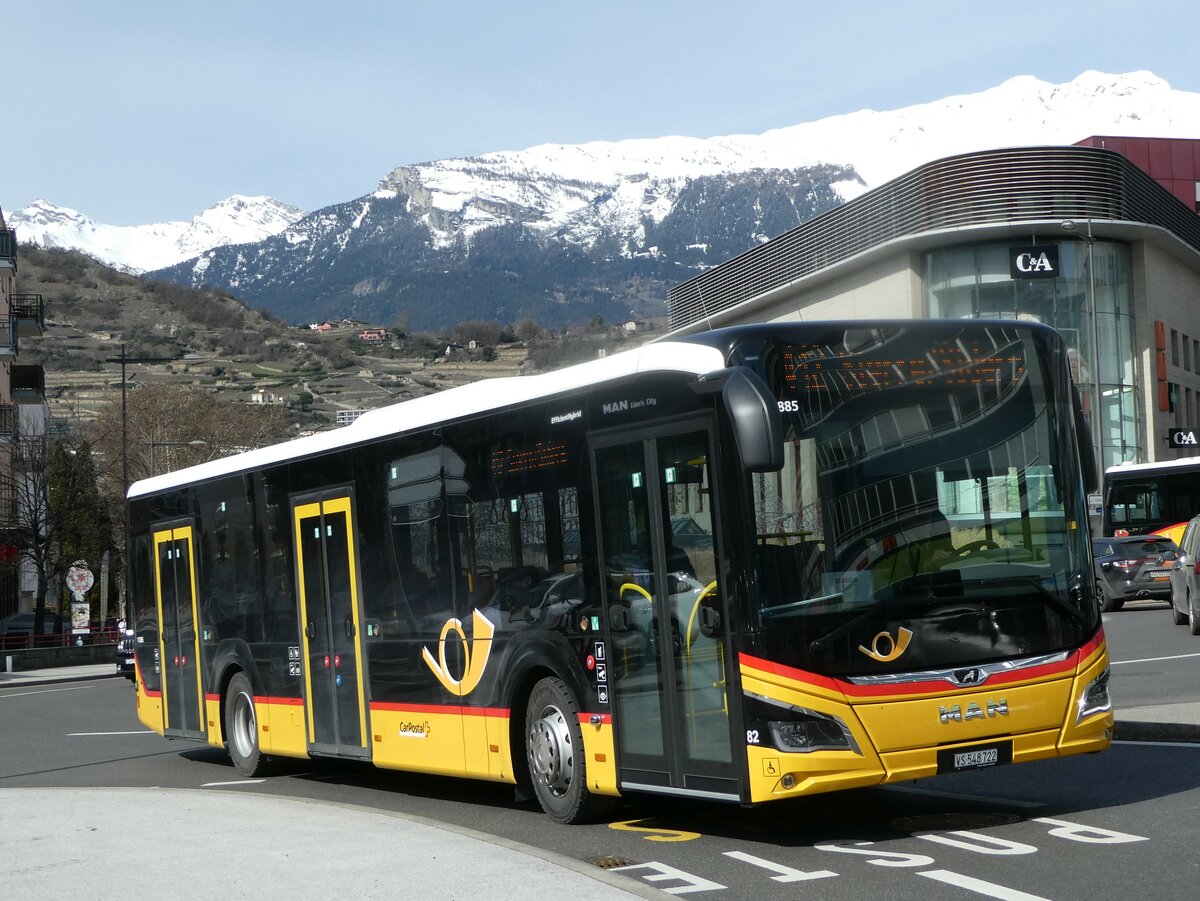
(937, 741, 1012, 773)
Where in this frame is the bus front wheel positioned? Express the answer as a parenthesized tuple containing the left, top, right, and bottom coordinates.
(225, 672, 269, 777)
(525, 677, 616, 824)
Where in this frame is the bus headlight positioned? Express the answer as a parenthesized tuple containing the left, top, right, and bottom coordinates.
(1077, 667, 1111, 723)
(747, 693, 861, 754)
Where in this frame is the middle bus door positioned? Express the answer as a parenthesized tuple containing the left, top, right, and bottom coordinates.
(292, 492, 370, 760)
(592, 421, 741, 801)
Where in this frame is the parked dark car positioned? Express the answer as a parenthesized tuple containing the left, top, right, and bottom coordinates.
(1169, 515, 1200, 634)
(115, 628, 136, 681)
(1093, 536, 1178, 612)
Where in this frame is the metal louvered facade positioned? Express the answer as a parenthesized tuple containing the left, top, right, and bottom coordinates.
(668, 146, 1200, 331)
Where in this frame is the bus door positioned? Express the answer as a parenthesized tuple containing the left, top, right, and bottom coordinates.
(292, 492, 370, 759)
(592, 421, 740, 801)
(152, 522, 205, 739)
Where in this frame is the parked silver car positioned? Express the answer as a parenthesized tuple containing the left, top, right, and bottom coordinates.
(1169, 515, 1200, 634)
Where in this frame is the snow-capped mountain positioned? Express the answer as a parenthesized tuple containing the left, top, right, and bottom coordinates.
(9, 195, 305, 272)
(372, 69, 1199, 252)
(36, 70, 1200, 330)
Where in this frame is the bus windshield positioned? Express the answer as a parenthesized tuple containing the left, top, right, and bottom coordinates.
(742, 322, 1095, 676)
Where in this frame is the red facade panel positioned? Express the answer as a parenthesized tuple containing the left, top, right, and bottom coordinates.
(1147, 140, 1173, 177)
(1126, 140, 1151, 170)
(1075, 136, 1200, 212)
(1171, 141, 1196, 178)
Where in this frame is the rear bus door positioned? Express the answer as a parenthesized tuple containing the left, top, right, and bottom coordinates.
(292, 491, 371, 759)
(152, 521, 206, 739)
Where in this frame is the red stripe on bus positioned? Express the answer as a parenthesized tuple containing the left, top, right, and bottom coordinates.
(205, 693, 220, 702)
(740, 639, 1096, 699)
(370, 701, 461, 714)
(255, 695, 304, 706)
(738, 653, 844, 693)
(579, 713, 612, 725)
(369, 701, 510, 718)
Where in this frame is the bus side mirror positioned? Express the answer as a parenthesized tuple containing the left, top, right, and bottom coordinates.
(695, 367, 784, 472)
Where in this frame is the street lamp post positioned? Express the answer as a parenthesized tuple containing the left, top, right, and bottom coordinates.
(103, 343, 176, 496)
(103, 343, 175, 619)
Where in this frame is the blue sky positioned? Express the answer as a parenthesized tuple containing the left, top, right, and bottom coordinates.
(6, 0, 1199, 225)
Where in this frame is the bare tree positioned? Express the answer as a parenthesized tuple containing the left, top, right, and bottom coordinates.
(89, 383, 294, 529)
(0, 432, 114, 635)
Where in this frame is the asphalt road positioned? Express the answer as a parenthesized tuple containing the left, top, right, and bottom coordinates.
(1103, 596, 1200, 708)
(3, 608, 1199, 900)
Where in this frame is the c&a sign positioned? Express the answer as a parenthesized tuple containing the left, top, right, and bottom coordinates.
(1168, 428, 1199, 447)
(1010, 245, 1060, 279)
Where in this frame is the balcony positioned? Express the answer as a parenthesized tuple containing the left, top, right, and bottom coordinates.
(0, 482, 19, 528)
(10, 365, 45, 404)
(0, 228, 15, 272)
(0, 316, 16, 357)
(0, 404, 16, 441)
(9, 294, 44, 338)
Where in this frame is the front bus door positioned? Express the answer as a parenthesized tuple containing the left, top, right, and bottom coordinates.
(592, 421, 740, 801)
(292, 493, 370, 759)
(153, 522, 205, 739)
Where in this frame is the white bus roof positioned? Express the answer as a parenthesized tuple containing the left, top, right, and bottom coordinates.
(1105, 458, 1200, 478)
(127, 340, 726, 500)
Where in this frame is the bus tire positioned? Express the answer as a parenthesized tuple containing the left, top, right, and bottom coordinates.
(225, 672, 269, 777)
(525, 677, 616, 824)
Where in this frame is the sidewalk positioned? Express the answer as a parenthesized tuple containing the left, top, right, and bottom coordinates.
(0, 662, 119, 686)
(1, 788, 659, 901)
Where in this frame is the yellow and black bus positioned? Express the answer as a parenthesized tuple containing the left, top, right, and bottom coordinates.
(128, 319, 1112, 823)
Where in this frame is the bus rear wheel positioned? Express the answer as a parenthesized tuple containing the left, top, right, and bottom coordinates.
(525, 677, 616, 824)
(225, 672, 269, 777)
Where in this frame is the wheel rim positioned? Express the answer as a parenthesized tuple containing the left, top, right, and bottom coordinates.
(528, 703, 573, 797)
(230, 690, 257, 759)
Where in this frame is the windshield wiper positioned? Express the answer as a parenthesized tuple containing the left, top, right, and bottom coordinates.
(959, 574, 1090, 625)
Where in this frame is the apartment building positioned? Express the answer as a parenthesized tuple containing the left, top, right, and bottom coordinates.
(0, 206, 49, 618)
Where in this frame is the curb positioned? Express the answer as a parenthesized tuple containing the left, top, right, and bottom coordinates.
(0, 671, 123, 688)
(1113, 720, 1200, 743)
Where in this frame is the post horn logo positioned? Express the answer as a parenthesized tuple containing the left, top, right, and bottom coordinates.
(858, 626, 913, 662)
(422, 609, 495, 695)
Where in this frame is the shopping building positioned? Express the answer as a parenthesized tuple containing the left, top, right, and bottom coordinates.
(0, 207, 49, 618)
(668, 138, 1200, 473)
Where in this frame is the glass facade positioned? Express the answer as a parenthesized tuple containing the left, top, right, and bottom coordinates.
(924, 240, 1138, 470)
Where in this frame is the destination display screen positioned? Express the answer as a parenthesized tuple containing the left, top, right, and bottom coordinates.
(782, 342, 1026, 393)
(490, 441, 569, 477)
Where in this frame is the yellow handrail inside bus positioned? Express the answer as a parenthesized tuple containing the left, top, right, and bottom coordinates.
(619, 582, 652, 603)
(685, 581, 719, 655)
